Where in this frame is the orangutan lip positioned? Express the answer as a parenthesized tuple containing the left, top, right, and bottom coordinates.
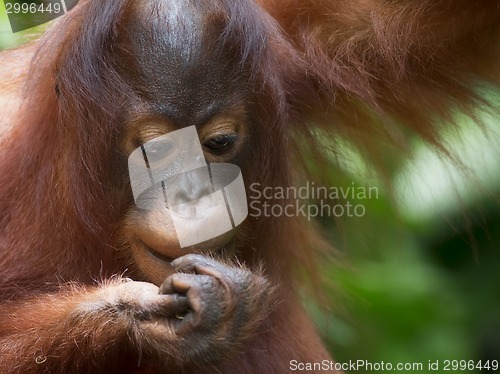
(142, 243, 174, 263)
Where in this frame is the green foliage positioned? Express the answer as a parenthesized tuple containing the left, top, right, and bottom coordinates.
(0, 1, 47, 49)
(315, 113, 500, 373)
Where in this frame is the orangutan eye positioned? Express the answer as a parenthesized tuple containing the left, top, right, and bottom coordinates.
(143, 138, 173, 163)
(204, 134, 237, 152)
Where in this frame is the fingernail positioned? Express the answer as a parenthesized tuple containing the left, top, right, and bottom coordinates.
(170, 257, 182, 267)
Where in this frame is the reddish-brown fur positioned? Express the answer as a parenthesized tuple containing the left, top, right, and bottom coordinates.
(0, 0, 498, 373)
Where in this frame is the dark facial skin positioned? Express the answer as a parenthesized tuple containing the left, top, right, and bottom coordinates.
(104, 5, 270, 361)
(116, 1, 254, 285)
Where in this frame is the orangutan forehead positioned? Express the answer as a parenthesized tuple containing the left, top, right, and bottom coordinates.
(117, 1, 249, 125)
(128, 1, 203, 65)
(125, 2, 240, 76)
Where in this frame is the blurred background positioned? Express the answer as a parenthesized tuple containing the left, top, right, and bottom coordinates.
(1, 2, 499, 373)
(311, 112, 500, 373)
